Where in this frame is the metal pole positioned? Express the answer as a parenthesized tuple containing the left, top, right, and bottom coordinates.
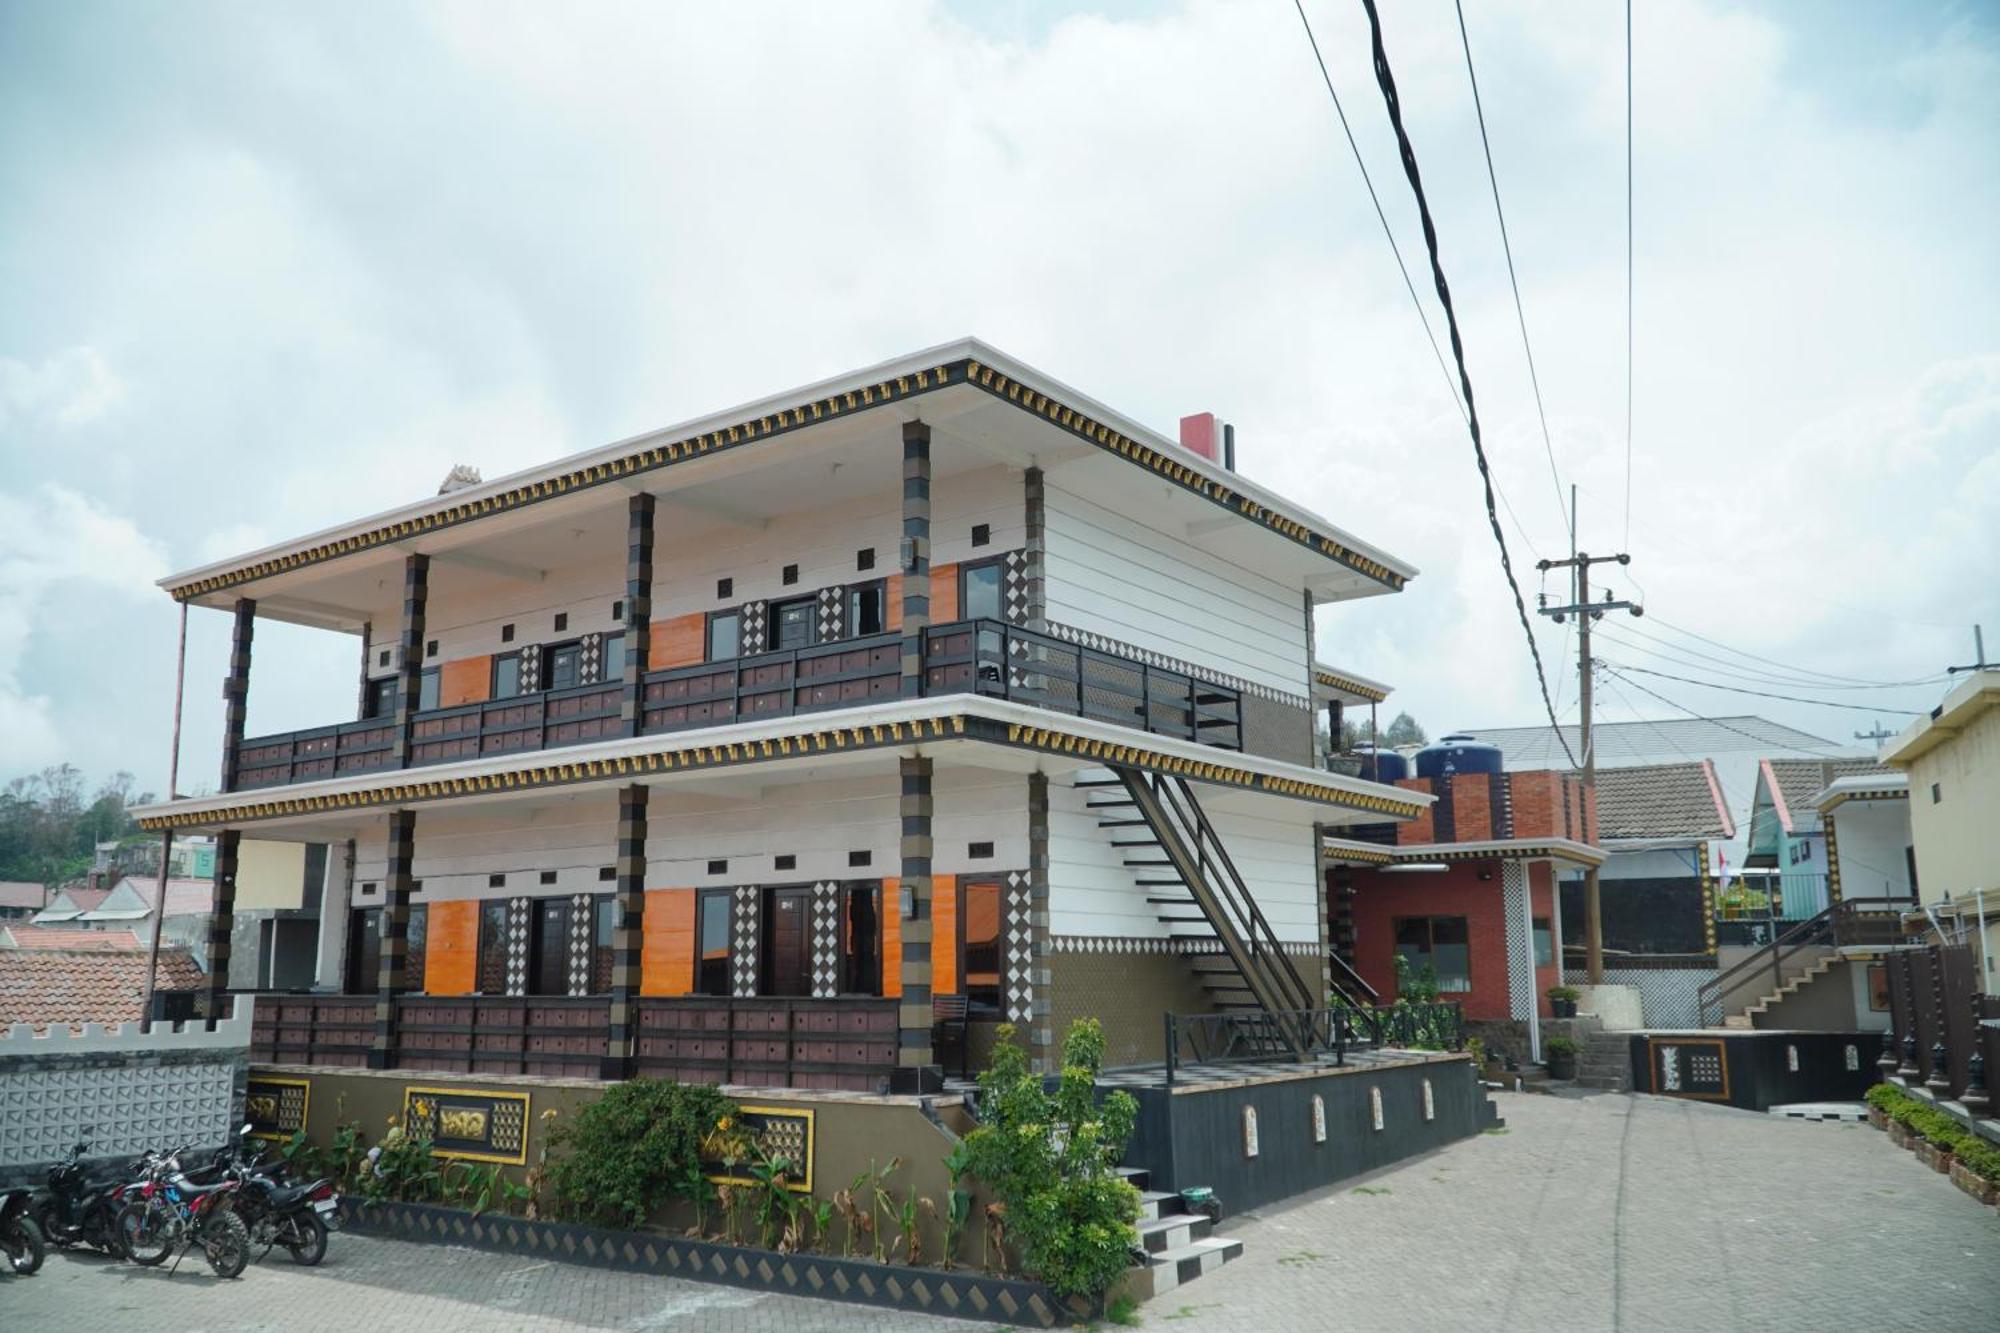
(142, 602, 190, 1031)
(1575, 490, 1604, 984)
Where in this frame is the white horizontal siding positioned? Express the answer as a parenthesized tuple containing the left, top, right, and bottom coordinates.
(1042, 482, 1306, 695)
(1046, 775, 1169, 941)
(1197, 790, 1322, 944)
(349, 769, 1027, 904)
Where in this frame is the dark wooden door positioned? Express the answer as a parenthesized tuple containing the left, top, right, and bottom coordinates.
(762, 887, 811, 996)
(532, 899, 570, 996)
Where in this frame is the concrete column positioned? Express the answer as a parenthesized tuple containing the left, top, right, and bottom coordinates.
(219, 598, 255, 792)
(313, 838, 356, 991)
(622, 494, 654, 737)
(201, 828, 241, 1022)
(897, 755, 935, 1070)
(1022, 467, 1047, 632)
(369, 809, 416, 1069)
(603, 784, 648, 1078)
(1313, 825, 1332, 1003)
(1027, 772, 1054, 1073)
(392, 555, 429, 768)
(899, 421, 931, 699)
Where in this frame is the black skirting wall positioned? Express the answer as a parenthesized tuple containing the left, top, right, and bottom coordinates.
(1122, 1056, 1496, 1214)
(1629, 1030, 1881, 1111)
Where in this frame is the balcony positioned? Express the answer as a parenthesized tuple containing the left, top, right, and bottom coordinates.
(228, 618, 1244, 792)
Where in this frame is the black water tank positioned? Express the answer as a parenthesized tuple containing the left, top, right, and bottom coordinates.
(1357, 746, 1410, 783)
(1414, 733, 1503, 780)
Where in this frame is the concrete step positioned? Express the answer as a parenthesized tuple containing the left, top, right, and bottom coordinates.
(1138, 1212, 1216, 1253)
(1146, 1237, 1244, 1296)
(1137, 1190, 1180, 1222)
(1115, 1165, 1151, 1193)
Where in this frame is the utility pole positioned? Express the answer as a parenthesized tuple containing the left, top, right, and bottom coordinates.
(1946, 624, 1991, 676)
(1854, 722, 1895, 745)
(1536, 486, 1642, 985)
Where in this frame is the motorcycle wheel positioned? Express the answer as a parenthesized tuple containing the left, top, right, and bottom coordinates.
(284, 1211, 328, 1266)
(31, 1202, 71, 1250)
(3, 1214, 47, 1275)
(203, 1209, 250, 1280)
(116, 1201, 174, 1267)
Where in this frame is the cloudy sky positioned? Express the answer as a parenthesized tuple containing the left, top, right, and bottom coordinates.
(2, 0, 1995, 802)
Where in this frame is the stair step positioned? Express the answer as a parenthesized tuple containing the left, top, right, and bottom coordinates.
(1136, 1190, 1180, 1222)
(1136, 878, 1187, 887)
(1096, 818, 1149, 828)
(1114, 1165, 1151, 1192)
(1138, 1213, 1216, 1253)
(1073, 777, 1126, 788)
(1123, 857, 1175, 867)
(1148, 1237, 1245, 1295)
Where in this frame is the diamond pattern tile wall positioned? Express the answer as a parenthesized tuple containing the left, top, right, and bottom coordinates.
(1003, 869, 1033, 1022)
(810, 882, 840, 997)
(517, 644, 542, 693)
(567, 892, 594, 996)
(579, 633, 603, 685)
(1502, 861, 1534, 1023)
(816, 588, 845, 644)
(1, 1058, 238, 1168)
(505, 897, 532, 997)
(740, 602, 768, 655)
(732, 887, 760, 997)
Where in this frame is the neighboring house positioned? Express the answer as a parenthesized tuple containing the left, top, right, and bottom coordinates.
(0, 943, 206, 1031)
(1743, 758, 1895, 922)
(130, 340, 1432, 1082)
(1463, 715, 1860, 882)
(0, 926, 145, 951)
(30, 885, 111, 926)
(0, 882, 46, 921)
(94, 835, 218, 882)
(77, 876, 216, 969)
(1325, 767, 1602, 1061)
(1809, 770, 1914, 906)
(1883, 671, 2000, 994)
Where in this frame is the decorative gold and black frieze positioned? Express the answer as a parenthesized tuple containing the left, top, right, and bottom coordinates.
(139, 712, 1429, 833)
(403, 1085, 532, 1165)
(1312, 668, 1390, 704)
(168, 358, 1401, 605)
(244, 1075, 311, 1142)
(703, 1104, 815, 1193)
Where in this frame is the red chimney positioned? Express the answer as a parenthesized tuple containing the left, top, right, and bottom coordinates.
(1179, 412, 1219, 462)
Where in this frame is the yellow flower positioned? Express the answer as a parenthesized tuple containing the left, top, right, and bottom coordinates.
(717, 1117, 732, 1131)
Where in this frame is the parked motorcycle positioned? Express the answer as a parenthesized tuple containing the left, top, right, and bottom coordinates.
(190, 1126, 340, 1265)
(34, 1137, 147, 1258)
(116, 1147, 250, 1279)
(0, 1185, 47, 1275)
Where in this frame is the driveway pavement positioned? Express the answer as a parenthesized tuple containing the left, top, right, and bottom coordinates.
(6, 1090, 1996, 1331)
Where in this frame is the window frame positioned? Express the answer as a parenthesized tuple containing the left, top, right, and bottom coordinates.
(694, 888, 733, 996)
(491, 651, 524, 700)
(476, 900, 510, 996)
(417, 666, 441, 713)
(959, 876, 1004, 1015)
(543, 639, 585, 693)
(1391, 914, 1472, 994)
(601, 631, 626, 684)
(363, 676, 398, 720)
(706, 610, 742, 663)
(839, 881, 883, 997)
(528, 897, 571, 997)
(845, 579, 888, 640)
(770, 596, 816, 652)
(959, 558, 1005, 624)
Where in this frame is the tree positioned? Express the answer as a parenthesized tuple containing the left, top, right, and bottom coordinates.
(1382, 712, 1428, 747)
(0, 766, 148, 887)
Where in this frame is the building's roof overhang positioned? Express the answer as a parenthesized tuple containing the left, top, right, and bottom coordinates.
(130, 696, 1433, 835)
(1883, 673, 2000, 767)
(159, 339, 1418, 627)
(1312, 664, 1392, 706)
(1811, 771, 1911, 814)
(1322, 835, 1604, 870)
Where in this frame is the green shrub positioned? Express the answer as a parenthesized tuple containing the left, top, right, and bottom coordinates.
(1864, 1083, 2000, 1184)
(546, 1079, 737, 1229)
(1543, 1036, 1580, 1057)
(965, 1020, 1141, 1307)
(1546, 985, 1580, 1003)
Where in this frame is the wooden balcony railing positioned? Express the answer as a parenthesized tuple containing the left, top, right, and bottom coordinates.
(229, 619, 1244, 792)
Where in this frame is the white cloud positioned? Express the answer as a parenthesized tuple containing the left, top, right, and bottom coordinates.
(0, 347, 126, 431)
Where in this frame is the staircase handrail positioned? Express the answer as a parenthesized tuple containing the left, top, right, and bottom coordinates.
(1151, 773, 1317, 1016)
(1697, 896, 1912, 1024)
(1329, 951, 1382, 1005)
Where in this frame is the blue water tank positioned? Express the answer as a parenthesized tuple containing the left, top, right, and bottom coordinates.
(1414, 733, 1503, 780)
(1357, 747, 1410, 783)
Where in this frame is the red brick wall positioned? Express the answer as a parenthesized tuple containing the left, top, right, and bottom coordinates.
(1509, 772, 1561, 840)
(1450, 774, 1494, 841)
(1394, 778, 1434, 844)
(1345, 861, 1559, 1021)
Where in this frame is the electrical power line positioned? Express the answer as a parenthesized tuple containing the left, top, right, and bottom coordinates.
(1350, 0, 1578, 770)
(1641, 613, 1937, 688)
(1596, 665, 1856, 757)
(1622, 0, 1635, 550)
(1453, 0, 1569, 545)
(1591, 626, 1949, 693)
(1601, 662, 1926, 715)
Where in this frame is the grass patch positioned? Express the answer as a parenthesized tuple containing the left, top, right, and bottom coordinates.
(1482, 1127, 1511, 1136)
(1277, 1249, 1325, 1266)
(1350, 1186, 1392, 1196)
(1105, 1293, 1142, 1326)
(1159, 1305, 1219, 1321)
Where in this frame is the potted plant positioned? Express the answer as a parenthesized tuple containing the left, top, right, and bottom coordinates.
(1543, 1036, 1579, 1080)
(1547, 985, 1580, 1019)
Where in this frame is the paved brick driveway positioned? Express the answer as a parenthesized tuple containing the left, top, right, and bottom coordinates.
(6, 1090, 1996, 1331)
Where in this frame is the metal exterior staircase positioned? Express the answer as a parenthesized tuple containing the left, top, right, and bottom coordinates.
(1698, 897, 1909, 1027)
(1080, 765, 1317, 1058)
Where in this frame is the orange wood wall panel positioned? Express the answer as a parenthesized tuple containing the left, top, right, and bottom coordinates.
(438, 656, 491, 707)
(651, 614, 707, 670)
(424, 900, 479, 996)
(640, 888, 696, 996)
(882, 877, 902, 998)
(930, 564, 960, 623)
(885, 575, 903, 632)
(931, 873, 958, 995)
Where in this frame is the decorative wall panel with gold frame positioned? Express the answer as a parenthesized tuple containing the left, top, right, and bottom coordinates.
(245, 1076, 311, 1142)
(402, 1086, 531, 1165)
(703, 1104, 815, 1193)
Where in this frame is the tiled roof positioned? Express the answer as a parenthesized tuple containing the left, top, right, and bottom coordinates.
(0, 927, 145, 952)
(0, 947, 206, 1031)
(1765, 758, 1895, 829)
(1461, 716, 1849, 769)
(0, 881, 46, 910)
(48, 887, 111, 913)
(106, 876, 215, 917)
(1589, 761, 1735, 841)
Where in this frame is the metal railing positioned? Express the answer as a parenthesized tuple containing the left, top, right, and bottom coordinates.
(1696, 896, 1908, 1027)
(409, 681, 623, 766)
(641, 632, 901, 734)
(1350, 1000, 1465, 1052)
(925, 619, 1241, 750)
(1164, 1007, 1354, 1085)
(234, 720, 398, 790)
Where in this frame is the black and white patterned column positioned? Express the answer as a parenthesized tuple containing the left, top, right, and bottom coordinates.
(810, 881, 840, 997)
(898, 755, 934, 1067)
(731, 886, 761, 997)
(392, 555, 427, 768)
(566, 892, 594, 995)
(1022, 467, 1046, 632)
(622, 493, 654, 737)
(219, 598, 256, 792)
(899, 421, 931, 699)
(605, 784, 648, 1076)
(578, 633, 603, 685)
(203, 828, 240, 1022)
(1027, 773, 1053, 1072)
(516, 644, 542, 693)
(504, 897, 532, 996)
(1003, 869, 1033, 1023)
(369, 810, 415, 1068)
(738, 601, 768, 655)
